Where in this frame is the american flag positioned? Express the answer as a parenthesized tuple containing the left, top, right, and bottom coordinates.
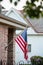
(15, 29, 28, 60)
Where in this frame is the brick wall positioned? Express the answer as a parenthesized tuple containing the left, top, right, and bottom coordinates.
(0, 24, 8, 64)
(0, 24, 16, 65)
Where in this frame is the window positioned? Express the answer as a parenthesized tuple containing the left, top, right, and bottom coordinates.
(28, 44, 31, 52)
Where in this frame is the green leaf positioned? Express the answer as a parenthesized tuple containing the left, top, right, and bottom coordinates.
(10, 0, 12, 3)
(14, 1, 17, 6)
(0, 0, 3, 1)
(18, 0, 20, 1)
(31, 0, 35, 3)
(41, 12, 43, 17)
(23, 0, 43, 18)
(26, 0, 29, 5)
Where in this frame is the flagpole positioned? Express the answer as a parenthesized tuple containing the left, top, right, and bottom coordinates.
(23, 28, 28, 61)
(25, 25, 28, 31)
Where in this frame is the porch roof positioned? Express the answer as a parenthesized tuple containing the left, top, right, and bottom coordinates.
(0, 14, 29, 30)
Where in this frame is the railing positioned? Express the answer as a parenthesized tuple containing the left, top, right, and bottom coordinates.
(0, 60, 31, 65)
(17, 60, 31, 65)
(17, 60, 24, 65)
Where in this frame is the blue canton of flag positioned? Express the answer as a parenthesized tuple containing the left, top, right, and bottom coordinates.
(15, 29, 28, 60)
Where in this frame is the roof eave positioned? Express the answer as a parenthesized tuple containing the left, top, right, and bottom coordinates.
(0, 14, 29, 30)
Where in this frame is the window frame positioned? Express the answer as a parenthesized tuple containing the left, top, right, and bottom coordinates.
(28, 44, 31, 52)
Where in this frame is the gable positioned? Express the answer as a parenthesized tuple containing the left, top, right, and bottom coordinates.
(0, 14, 27, 30)
(5, 8, 28, 25)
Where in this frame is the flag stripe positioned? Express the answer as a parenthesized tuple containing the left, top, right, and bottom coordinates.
(17, 37, 25, 48)
(15, 36, 28, 52)
(19, 35, 27, 45)
(19, 35, 28, 52)
(17, 36, 28, 52)
(24, 52, 28, 60)
(15, 39, 24, 52)
(19, 36, 25, 47)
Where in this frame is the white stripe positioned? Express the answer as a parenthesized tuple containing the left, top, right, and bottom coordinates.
(16, 38, 25, 51)
(18, 36, 25, 47)
(20, 35, 27, 45)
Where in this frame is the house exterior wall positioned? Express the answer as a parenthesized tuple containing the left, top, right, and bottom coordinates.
(15, 35, 43, 64)
(15, 28, 43, 64)
(0, 24, 16, 65)
(0, 24, 8, 64)
(3, 8, 43, 64)
(27, 35, 43, 59)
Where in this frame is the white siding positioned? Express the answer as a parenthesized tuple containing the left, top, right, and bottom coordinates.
(14, 35, 43, 64)
(27, 36, 43, 59)
(14, 28, 43, 64)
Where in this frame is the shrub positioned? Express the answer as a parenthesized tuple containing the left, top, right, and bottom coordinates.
(30, 56, 43, 65)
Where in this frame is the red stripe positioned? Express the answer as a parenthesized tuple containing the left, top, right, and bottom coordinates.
(18, 36, 28, 52)
(24, 52, 28, 60)
(19, 35, 28, 51)
(19, 35, 27, 46)
(19, 35, 28, 52)
(17, 37, 25, 49)
(15, 39, 24, 52)
(18, 36, 25, 47)
(15, 36, 28, 52)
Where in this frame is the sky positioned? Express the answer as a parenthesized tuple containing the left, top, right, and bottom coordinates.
(1, 0, 42, 10)
(1, 0, 27, 10)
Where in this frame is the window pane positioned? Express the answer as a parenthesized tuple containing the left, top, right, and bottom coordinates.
(28, 44, 31, 52)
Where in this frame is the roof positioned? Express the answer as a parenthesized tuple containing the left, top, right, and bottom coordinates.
(19, 10, 43, 33)
(0, 5, 29, 30)
(1, 7, 43, 33)
(0, 14, 28, 30)
(5, 8, 29, 26)
(27, 16, 43, 33)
